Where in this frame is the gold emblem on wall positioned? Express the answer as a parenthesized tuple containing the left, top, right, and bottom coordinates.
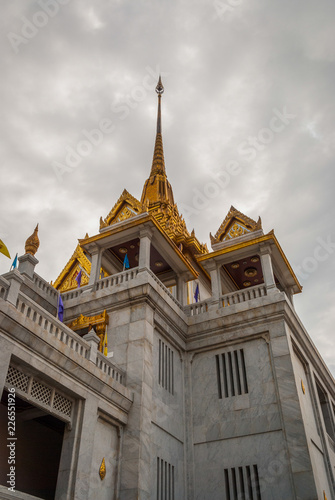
(99, 458, 106, 480)
(301, 380, 306, 394)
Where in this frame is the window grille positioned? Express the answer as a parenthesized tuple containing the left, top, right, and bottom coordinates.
(224, 464, 261, 500)
(216, 349, 248, 398)
(5, 364, 73, 420)
(159, 339, 174, 394)
(157, 457, 174, 500)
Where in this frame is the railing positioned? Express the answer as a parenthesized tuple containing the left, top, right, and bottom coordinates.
(61, 268, 140, 301)
(146, 268, 183, 310)
(184, 300, 209, 316)
(221, 284, 267, 307)
(16, 293, 90, 358)
(95, 267, 139, 291)
(15, 293, 125, 385)
(61, 285, 88, 301)
(96, 351, 125, 385)
(33, 273, 59, 300)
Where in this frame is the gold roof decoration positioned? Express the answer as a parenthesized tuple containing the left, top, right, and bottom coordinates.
(53, 243, 102, 293)
(54, 78, 209, 286)
(100, 189, 143, 229)
(139, 77, 207, 257)
(66, 310, 109, 353)
(25, 224, 40, 256)
(210, 206, 262, 245)
(141, 76, 174, 209)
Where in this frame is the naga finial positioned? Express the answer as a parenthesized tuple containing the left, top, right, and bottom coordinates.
(155, 75, 164, 95)
(25, 224, 40, 256)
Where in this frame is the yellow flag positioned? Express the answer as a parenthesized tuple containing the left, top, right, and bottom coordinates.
(0, 239, 10, 259)
(103, 331, 108, 356)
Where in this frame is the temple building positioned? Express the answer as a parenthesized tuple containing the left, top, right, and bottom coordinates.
(0, 78, 335, 500)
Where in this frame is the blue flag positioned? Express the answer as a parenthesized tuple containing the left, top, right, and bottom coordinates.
(11, 253, 18, 270)
(58, 295, 64, 322)
(194, 283, 200, 303)
(123, 253, 130, 270)
(75, 270, 82, 288)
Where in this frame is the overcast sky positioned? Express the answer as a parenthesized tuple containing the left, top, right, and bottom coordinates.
(1, 0, 334, 374)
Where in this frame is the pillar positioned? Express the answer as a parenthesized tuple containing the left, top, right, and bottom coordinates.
(88, 248, 103, 285)
(83, 330, 100, 362)
(3, 269, 24, 306)
(207, 261, 222, 301)
(260, 247, 277, 292)
(138, 229, 153, 271)
(177, 273, 188, 306)
(18, 253, 39, 280)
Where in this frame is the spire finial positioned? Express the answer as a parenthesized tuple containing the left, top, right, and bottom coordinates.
(156, 75, 164, 96)
(155, 76, 164, 135)
(25, 224, 40, 256)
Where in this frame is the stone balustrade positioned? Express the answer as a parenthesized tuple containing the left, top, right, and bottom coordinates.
(15, 292, 125, 385)
(61, 285, 87, 301)
(221, 284, 267, 307)
(145, 268, 183, 310)
(184, 300, 209, 316)
(95, 267, 139, 291)
(96, 351, 125, 384)
(33, 273, 59, 299)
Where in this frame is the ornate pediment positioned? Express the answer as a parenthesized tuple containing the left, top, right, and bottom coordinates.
(53, 244, 91, 292)
(210, 206, 262, 245)
(66, 310, 109, 353)
(100, 189, 143, 229)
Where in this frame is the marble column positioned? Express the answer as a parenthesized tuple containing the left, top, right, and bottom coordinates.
(88, 248, 103, 285)
(177, 273, 188, 306)
(260, 248, 277, 293)
(207, 261, 222, 301)
(138, 229, 153, 271)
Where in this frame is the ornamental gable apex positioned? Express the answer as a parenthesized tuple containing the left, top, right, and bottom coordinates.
(53, 244, 91, 292)
(210, 206, 262, 245)
(100, 189, 143, 229)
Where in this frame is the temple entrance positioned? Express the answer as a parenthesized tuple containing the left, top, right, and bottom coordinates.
(0, 390, 65, 500)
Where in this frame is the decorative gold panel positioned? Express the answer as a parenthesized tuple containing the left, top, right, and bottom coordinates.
(66, 310, 109, 353)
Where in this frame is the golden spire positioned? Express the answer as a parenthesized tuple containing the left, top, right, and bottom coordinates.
(25, 224, 40, 256)
(150, 76, 166, 176)
(141, 76, 174, 207)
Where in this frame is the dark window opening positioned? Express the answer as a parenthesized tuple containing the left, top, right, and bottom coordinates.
(224, 464, 261, 500)
(216, 349, 249, 399)
(0, 390, 65, 500)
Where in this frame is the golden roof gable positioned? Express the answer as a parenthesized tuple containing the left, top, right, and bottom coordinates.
(210, 206, 262, 245)
(100, 189, 143, 230)
(53, 243, 92, 292)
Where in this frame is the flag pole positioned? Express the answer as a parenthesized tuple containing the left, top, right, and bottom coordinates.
(56, 290, 60, 318)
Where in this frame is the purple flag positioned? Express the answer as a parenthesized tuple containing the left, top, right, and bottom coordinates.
(194, 283, 200, 303)
(75, 270, 82, 288)
(58, 295, 64, 322)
